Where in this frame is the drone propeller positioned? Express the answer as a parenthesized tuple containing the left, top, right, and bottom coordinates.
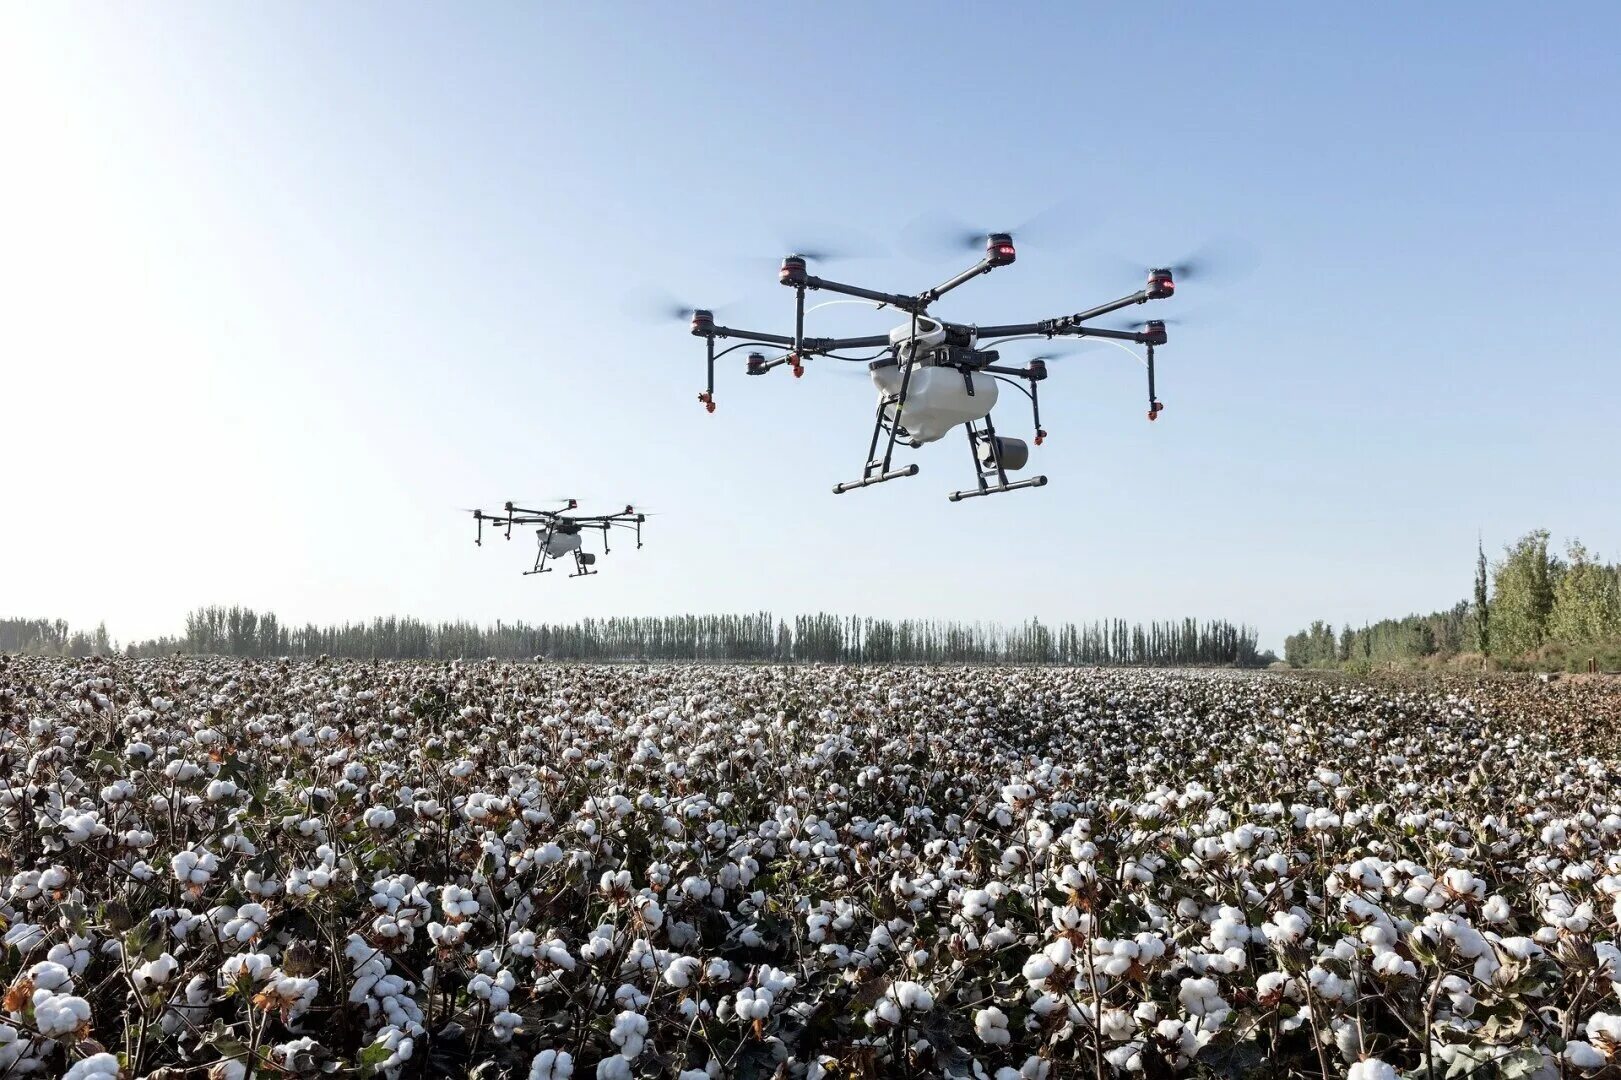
(773, 221, 887, 264)
(1111, 237, 1259, 286)
(1105, 317, 1190, 332)
(898, 200, 1087, 263)
(628, 289, 746, 326)
(1023, 338, 1113, 361)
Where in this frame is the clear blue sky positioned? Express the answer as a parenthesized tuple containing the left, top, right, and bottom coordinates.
(4, 4, 1618, 650)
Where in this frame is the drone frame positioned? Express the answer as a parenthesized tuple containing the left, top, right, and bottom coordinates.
(471, 500, 645, 579)
(689, 234, 1173, 499)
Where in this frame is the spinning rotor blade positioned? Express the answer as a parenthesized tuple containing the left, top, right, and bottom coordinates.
(1104, 317, 1191, 332)
(898, 199, 1087, 262)
(775, 220, 886, 264)
(1110, 236, 1259, 286)
(626, 289, 744, 325)
(1022, 343, 1107, 363)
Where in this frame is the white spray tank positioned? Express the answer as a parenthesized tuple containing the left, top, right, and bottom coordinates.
(543, 530, 583, 557)
(871, 316, 997, 444)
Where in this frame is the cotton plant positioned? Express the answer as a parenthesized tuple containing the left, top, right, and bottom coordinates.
(3, 656, 1621, 1077)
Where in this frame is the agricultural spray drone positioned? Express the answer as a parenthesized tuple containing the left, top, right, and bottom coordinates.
(684, 232, 1187, 501)
(470, 501, 646, 578)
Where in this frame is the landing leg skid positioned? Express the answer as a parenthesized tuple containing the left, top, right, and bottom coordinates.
(525, 528, 556, 576)
(834, 314, 924, 495)
(947, 415, 1048, 502)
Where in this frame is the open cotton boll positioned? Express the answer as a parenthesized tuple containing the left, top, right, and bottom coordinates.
(62, 1053, 122, 1080)
(1562, 1041, 1605, 1070)
(529, 1050, 575, 1080)
(133, 952, 178, 990)
(609, 1010, 648, 1058)
(1347, 1060, 1397, 1080)
(32, 990, 92, 1037)
(974, 1006, 1010, 1045)
(889, 981, 934, 1011)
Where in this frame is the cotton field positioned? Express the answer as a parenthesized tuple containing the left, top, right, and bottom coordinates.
(2, 658, 1620, 1080)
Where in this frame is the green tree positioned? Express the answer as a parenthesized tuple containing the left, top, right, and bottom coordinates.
(1548, 541, 1621, 645)
(1491, 529, 1561, 656)
(1472, 538, 1490, 655)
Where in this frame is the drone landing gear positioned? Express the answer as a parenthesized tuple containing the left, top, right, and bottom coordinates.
(833, 463, 918, 494)
(947, 415, 1047, 502)
(834, 358, 924, 495)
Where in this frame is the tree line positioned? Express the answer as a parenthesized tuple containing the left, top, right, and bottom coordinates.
(0, 618, 112, 658)
(4, 607, 1268, 667)
(1285, 530, 1621, 670)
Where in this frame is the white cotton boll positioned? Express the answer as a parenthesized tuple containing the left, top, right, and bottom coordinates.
(735, 987, 775, 1020)
(134, 952, 179, 990)
(1177, 976, 1229, 1023)
(364, 806, 396, 829)
(609, 1010, 648, 1058)
(663, 955, 701, 989)
(868, 996, 902, 1027)
(1585, 1012, 1621, 1046)
(220, 952, 274, 985)
(60, 812, 106, 846)
(27, 961, 73, 993)
(492, 1010, 524, 1042)
(46, 938, 93, 978)
(596, 1058, 630, 1080)
(1563, 1041, 1605, 1070)
(4, 923, 45, 952)
(1371, 951, 1416, 979)
(1262, 911, 1309, 946)
(172, 849, 219, 887)
(1497, 936, 1541, 961)
(1347, 1060, 1398, 1080)
(529, 1050, 575, 1080)
(975, 1006, 1010, 1045)
(1210, 917, 1248, 952)
(1099, 1007, 1136, 1042)
(440, 885, 480, 920)
(32, 991, 92, 1036)
(1022, 953, 1056, 984)
(961, 888, 995, 918)
(890, 981, 933, 1012)
(1482, 894, 1511, 923)
(1105, 1042, 1145, 1072)
(1256, 971, 1290, 1003)
(223, 903, 270, 944)
(634, 897, 664, 929)
(62, 1053, 122, 1080)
